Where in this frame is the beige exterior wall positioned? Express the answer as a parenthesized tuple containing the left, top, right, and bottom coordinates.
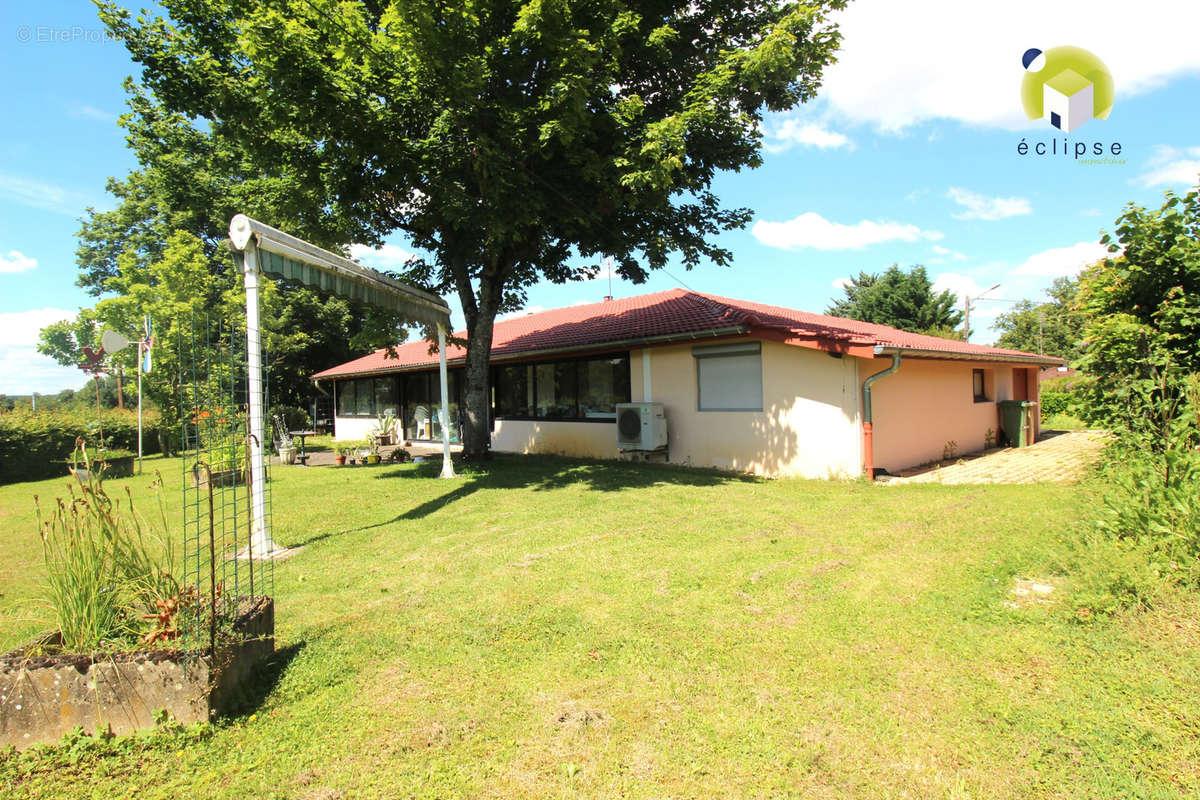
(630, 340, 861, 478)
(491, 419, 619, 458)
(332, 415, 377, 442)
(484, 339, 859, 478)
(865, 357, 1042, 472)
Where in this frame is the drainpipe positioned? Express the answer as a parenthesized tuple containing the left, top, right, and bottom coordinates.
(862, 346, 902, 481)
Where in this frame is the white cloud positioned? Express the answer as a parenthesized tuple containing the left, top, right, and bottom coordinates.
(349, 243, 415, 268)
(0, 173, 96, 216)
(947, 187, 1032, 221)
(820, 0, 1200, 131)
(752, 212, 943, 251)
(71, 104, 117, 123)
(578, 264, 618, 281)
(0, 308, 87, 395)
(1011, 242, 1111, 277)
(0, 250, 37, 273)
(1079, 208, 1103, 217)
(1135, 145, 1200, 188)
(763, 119, 853, 154)
(831, 277, 852, 290)
(930, 244, 967, 263)
(931, 272, 996, 302)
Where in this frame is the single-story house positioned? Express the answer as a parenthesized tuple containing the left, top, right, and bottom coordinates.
(312, 289, 1061, 478)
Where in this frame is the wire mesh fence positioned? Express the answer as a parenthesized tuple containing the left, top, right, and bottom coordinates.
(179, 314, 273, 653)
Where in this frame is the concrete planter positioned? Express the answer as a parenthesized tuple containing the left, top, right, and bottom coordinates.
(67, 455, 137, 483)
(191, 464, 244, 489)
(0, 597, 274, 750)
(278, 446, 297, 465)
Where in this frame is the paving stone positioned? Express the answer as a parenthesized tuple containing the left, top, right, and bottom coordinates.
(887, 430, 1111, 486)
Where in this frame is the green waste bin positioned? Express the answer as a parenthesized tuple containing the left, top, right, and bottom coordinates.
(998, 400, 1034, 448)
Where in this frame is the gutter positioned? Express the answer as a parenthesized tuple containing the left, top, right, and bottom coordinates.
(862, 345, 902, 481)
(871, 345, 1062, 367)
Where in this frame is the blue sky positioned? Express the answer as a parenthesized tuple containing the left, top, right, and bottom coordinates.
(3, 0, 1199, 394)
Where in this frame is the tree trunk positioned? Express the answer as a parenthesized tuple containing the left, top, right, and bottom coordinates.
(454, 258, 506, 461)
(116, 366, 125, 410)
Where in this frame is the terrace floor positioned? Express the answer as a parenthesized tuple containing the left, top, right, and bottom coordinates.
(885, 429, 1111, 485)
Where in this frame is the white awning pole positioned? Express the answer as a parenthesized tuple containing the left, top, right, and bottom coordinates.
(136, 351, 143, 475)
(243, 242, 280, 554)
(437, 323, 455, 479)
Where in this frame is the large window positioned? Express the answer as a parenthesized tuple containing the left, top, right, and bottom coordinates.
(694, 342, 762, 412)
(335, 376, 398, 417)
(492, 354, 630, 420)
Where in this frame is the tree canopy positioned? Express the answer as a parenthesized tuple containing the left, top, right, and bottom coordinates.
(994, 276, 1084, 361)
(1076, 187, 1200, 422)
(97, 0, 847, 456)
(825, 264, 963, 337)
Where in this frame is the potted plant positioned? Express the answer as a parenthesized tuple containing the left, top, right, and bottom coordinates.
(273, 415, 296, 465)
(372, 411, 398, 447)
(334, 446, 348, 466)
(364, 437, 381, 465)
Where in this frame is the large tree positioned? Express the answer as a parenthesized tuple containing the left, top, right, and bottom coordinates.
(97, 0, 847, 458)
(994, 276, 1084, 361)
(826, 264, 963, 337)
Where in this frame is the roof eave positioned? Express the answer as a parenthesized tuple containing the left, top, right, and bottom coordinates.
(310, 325, 750, 381)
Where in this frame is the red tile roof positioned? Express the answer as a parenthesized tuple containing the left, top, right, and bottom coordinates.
(312, 288, 1061, 379)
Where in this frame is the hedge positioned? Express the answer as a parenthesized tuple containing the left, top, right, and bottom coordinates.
(1040, 374, 1095, 420)
(0, 408, 163, 484)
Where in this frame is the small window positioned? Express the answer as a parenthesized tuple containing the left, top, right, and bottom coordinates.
(695, 342, 763, 412)
(973, 369, 988, 402)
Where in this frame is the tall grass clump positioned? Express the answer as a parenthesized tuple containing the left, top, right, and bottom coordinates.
(34, 442, 179, 652)
(1071, 370, 1200, 617)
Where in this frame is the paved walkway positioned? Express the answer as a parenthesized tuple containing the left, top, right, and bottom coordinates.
(885, 429, 1111, 486)
(274, 441, 461, 468)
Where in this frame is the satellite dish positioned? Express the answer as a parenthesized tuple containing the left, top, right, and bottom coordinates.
(101, 330, 132, 354)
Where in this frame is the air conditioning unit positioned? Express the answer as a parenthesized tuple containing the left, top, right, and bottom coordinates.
(616, 402, 668, 451)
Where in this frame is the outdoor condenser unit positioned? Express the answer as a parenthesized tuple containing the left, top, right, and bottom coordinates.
(616, 402, 668, 451)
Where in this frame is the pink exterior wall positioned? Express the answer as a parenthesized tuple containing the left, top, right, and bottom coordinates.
(864, 357, 1042, 472)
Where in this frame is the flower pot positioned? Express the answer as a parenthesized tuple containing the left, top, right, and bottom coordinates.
(278, 446, 296, 465)
(334, 455, 346, 466)
(366, 454, 381, 465)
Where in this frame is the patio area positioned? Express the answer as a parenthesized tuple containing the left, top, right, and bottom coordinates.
(883, 429, 1112, 486)
(274, 440, 462, 468)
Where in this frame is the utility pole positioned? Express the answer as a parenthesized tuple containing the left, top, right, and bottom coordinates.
(963, 283, 1001, 342)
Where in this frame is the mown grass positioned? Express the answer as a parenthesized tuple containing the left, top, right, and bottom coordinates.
(2, 455, 1199, 798)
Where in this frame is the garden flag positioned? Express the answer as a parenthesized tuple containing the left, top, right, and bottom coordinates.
(142, 314, 153, 373)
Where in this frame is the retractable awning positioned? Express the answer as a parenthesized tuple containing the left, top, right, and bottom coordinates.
(228, 214, 451, 328)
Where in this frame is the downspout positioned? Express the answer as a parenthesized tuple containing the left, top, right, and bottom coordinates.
(862, 346, 902, 481)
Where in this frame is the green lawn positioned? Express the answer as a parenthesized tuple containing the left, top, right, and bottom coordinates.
(2, 455, 1198, 798)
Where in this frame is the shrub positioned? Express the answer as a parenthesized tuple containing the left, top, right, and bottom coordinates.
(1078, 371, 1200, 612)
(0, 407, 162, 484)
(1039, 374, 1095, 421)
(270, 404, 311, 432)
